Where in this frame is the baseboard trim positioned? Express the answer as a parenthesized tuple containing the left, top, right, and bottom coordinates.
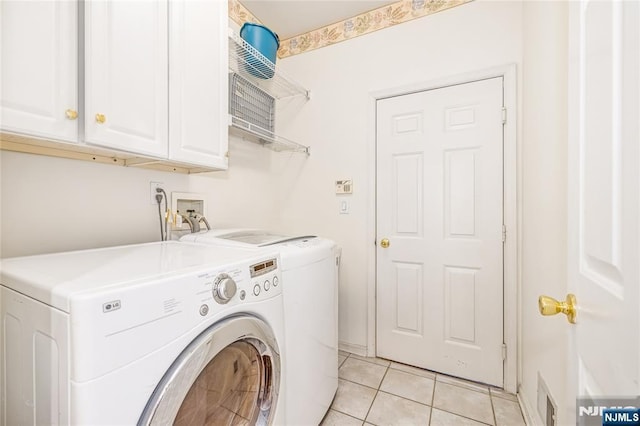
(338, 341, 367, 357)
(518, 390, 542, 426)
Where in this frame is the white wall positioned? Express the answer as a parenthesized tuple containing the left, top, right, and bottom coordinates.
(521, 1, 569, 424)
(277, 1, 571, 421)
(0, 136, 281, 258)
(275, 0, 523, 352)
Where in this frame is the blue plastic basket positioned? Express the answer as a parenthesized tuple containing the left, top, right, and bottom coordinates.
(240, 23, 280, 79)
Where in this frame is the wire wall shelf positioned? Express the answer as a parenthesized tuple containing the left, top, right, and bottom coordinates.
(228, 29, 310, 100)
(230, 73, 275, 133)
(230, 116, 310, 155)
(228, 29, 310, 155)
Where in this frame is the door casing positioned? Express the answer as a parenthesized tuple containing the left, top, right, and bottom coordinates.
(366, 64, 518, 393)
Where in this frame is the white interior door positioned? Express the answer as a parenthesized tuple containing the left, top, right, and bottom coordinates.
(376, 78, 504, 386)
(567, 1, 639, 424)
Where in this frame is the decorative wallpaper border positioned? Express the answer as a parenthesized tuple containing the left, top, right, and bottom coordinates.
(228, 0, 262, 27)
(229, 0, 473, 59)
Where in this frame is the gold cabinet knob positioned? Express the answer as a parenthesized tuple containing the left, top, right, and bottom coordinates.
(95, 113, 106, 124)
(65, 109, 78, 120)
(380, 238, 390, 248)
(538, 294, 577, 324)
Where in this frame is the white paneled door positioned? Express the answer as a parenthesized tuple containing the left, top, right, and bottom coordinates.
(376, 78, 504, 386)
(567, 1, 639, 423)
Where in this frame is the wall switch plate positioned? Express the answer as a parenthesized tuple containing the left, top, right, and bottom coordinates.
(336, 179, 353, 194)
(339, 200, 350, 214)
(150, 181, 164, 204)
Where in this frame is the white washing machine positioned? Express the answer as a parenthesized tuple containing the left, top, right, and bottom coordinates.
(0, 241, 286, 425)
(181, 229, 339, 426)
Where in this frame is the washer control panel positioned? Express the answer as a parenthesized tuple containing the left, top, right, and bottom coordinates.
(200, 256, 281, 313)
(248, 258, 280, 298)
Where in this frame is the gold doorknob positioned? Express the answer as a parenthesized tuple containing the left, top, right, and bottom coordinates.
(380, 238, 390, 248)
(95, 113, 106, 124)
(65, 109, 78, 120)
(538, 294, 577, 324)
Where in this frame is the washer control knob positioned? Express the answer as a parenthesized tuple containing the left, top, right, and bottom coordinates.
(273, 276, 279, 287)
(253, 284, 261, 296)
(213, 274, 237, 304)
(264, 280, 270, 291)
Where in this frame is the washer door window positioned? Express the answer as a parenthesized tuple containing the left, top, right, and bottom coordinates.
(139, 316, 281, 425)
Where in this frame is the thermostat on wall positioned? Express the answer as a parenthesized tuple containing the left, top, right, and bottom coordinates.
(335, 179, 353, 194)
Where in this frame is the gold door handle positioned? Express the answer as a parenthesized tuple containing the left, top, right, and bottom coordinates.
(380, 238, 390, 248)
(538, 294, 577, 324)
(65, 109, 78, 120)
(95, 113, 106, 124)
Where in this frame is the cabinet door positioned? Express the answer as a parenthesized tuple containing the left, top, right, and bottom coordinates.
(84, 1, 168, 158)
(0, 1, 78, 142)
(169, 0, 229, 169)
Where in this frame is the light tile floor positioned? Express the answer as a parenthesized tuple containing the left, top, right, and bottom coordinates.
(322, 351, 525, 426)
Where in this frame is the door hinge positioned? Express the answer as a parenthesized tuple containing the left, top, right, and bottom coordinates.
(502, 107, 507, 125)
(502, 224, 507, 243)
(502, 343, 507, 360)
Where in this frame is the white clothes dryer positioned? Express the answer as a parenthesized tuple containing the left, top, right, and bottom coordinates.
(0, 241, 286, 425)
(181, 229, 340, 426)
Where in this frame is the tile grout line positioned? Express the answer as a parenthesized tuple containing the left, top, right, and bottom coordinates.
(342, 352, 516, 400)
(335, 353, 383, 424)
(338, 376, 382, 392)
(338, 354, 389, 392)
(338, 353, 514, 426)
(335, 380, 493, 424)
(432, 373, 496, 426)
(361, 363, 391, 424)
(432, 405, 495, 426)
(490, 393, 498, 426)
(349, 354, 391, 368)
(339, 374, 438, 410)
(427, 373, 436, 426)
(328, 407, 367, 424)
(339, 355, 349, 368)
(351, 355, 438, 381)
(490, 390, 519, 402)
(338, 369, 436, 408)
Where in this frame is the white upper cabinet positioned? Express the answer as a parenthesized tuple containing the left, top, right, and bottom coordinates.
(169, 0, 229, 168)
(84, 0, 169, 158)
(1, 0, 229, 172)
(0, 1, 78, 142)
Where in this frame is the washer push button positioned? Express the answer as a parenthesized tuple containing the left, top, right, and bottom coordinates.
(199, 304, 209, 316)
(264, 280, 270, 291)
(253, 284, 261, 296)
